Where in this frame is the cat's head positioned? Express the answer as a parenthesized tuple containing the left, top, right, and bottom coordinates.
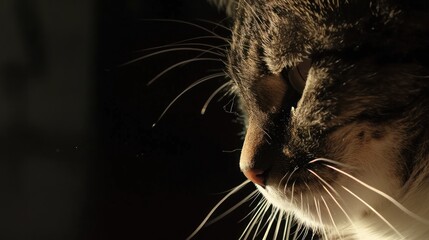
(221, 0, 429, 234)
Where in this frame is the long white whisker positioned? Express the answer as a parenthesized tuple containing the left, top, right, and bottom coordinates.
(119, 47, 222, 67)
(291, 222, 302, 240)
(309, 168, 357, 230)
(235, 192, 264, 233)
(308, 169, 340, 196)
(252, 201, 271, 240)
(254, 125, 272, 144)
(321, 195, 342, 239)
(206, 189, 259, 226)
(341, 185, 405, 239)
(196, 18, 232, 32)
(282, 216, 288, 240)
(186, 180, 251, 240)
(262, 208, 279, 240)
(300, 191, 304, 219)
(139, 41, 228, 53)
(278, 171, 291, 190)
(314, 197, 328, 240)
(321, 184, 356, 230)
(326, 164, 429, 224)
(290, 181, 296, 205)
(402, 72, 429, 79)
(201, 82, 230, 115)
(284, 167, 299, 194)
(310, 231, 317, 240)
(306, 195, 313, 239)
(301, 225, 311, 240)
(147, 58, 222, 86)
(153, 72, 225, 127)
(240, 198, 267, 240)
(273, 210, 284, 240)
(309, 157, 355, 169)
(141, 18, 228, 40)
(283, 213, 292, 240)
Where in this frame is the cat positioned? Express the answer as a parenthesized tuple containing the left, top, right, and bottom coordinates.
(193, 0, 429, 239)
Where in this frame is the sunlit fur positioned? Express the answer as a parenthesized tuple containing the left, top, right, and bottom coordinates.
(140, 1, 429, 239)
(223, 0, 429, 239)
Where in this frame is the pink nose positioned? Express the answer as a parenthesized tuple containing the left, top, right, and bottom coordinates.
(243, 168, 267, 187)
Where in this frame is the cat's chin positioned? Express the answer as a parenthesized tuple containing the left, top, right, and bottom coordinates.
(256, 184, 335, 230)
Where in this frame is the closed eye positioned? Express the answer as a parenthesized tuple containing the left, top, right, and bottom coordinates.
(282, 58, 312, 94)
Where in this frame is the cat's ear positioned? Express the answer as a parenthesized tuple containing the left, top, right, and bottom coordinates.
(208, 0, 237, 17)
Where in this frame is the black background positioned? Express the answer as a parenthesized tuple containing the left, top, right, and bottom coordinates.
(1, 0, 254, 240)
(95, 0, 250, 239)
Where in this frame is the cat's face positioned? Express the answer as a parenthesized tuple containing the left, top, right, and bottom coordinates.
(226, 0, 429, 234)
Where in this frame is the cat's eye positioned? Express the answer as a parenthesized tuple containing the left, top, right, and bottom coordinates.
(285, 58, 312, 94)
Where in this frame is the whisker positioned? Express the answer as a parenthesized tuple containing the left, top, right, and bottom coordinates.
(310, 231, 317, 240)
(308, 169, 340, 196)
(186, 180, 251, 240)
(119, 47, 223, 67)
(306, 195, 312, 236)
(309, 157, 355, 169)
(153, 42, 226, 53)
(239, 197, 266, 240)
(290, 181, 296, 204)
(321, 184, 356, 230)
(282, 215, 288, 240)
(245, 192, 264, 214)
(321, 195, 342, 239)
(301, 225, 311, 240)
(283, 213, 292, 240)
(251, 201, 271, 240)
(152, 72, 225, 127)
(283, 167, 299, 194)
(293, 223, 305, 240)
(147, 58, 223, 86)
(291, 222, 302, 240)
(341, 185, 405, 239)
(313, 196, 328, 239)
(273, 210, 284, 240)
(262, 208, 279, 240)
(223, 95, 237, 114)
(206, 189, 259, 226)
(402, 72, 429, 79)
(141, 18, 228, 41)
(201, 82, 231, 115)
(255, 125, 272, 144)
(138, 41, 228, 53)
(314, 197, 328, 240)
(278, 172, 289, 190)
(221, 148, 242, 153)
(196, 18, 232, 32)
(255, 205, 275, 240)
(325, 164, 429, 224)
(300, 192, 304, 218)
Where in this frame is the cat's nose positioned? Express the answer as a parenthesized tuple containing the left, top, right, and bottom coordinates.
(240, 120, 273, 187)
(242, 168, 268, 187)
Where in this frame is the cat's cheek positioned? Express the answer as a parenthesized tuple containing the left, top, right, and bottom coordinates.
(263, 124, 405, 230)
(326, 124, 404, 212)
(329, 123, 403, 191)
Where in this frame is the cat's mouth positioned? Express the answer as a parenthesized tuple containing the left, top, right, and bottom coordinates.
(264, 158, 340, 196)
(257, 161, 352, 229)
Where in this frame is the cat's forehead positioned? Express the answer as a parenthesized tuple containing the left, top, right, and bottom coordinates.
(227, 1, 328, 93)
(227, 0, 402, 84)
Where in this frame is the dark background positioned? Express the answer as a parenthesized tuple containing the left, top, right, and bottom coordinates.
(1, 0, 255, 239)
